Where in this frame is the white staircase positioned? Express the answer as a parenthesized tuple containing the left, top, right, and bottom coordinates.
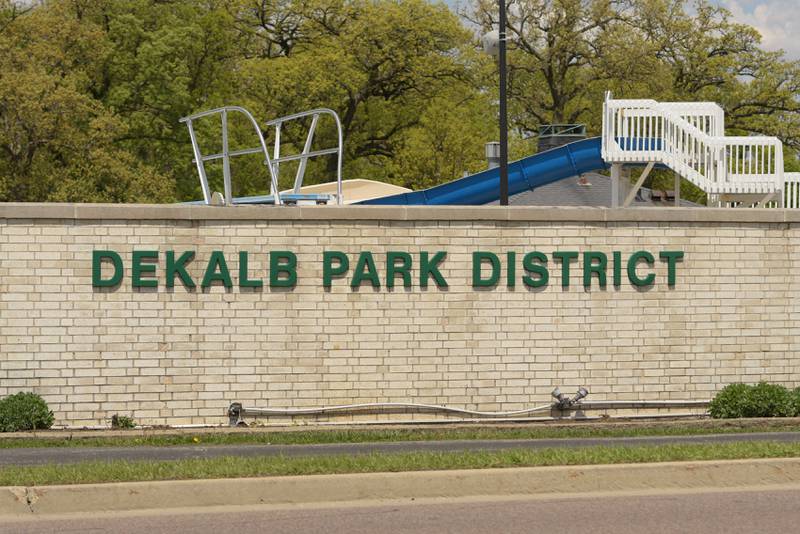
(602, 93, 784, 206)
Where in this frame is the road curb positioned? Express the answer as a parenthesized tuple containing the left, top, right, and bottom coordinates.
(3, 417, 798, 441)
(3, 458, 800, 517)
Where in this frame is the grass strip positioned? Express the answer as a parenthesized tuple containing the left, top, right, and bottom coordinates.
(1, 441, 799, 486)
(2, 422, 800, 449)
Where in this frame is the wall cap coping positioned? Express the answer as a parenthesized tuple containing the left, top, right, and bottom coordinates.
(0, 202, 797, 223)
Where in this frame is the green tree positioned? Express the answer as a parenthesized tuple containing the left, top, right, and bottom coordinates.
(633, 0, 800, 149)
(0, 1, 30, 34)
(232, 0, 483, 189)
(2, 0, 492, 201)
(467, 0, 800, 151)
(0, 1, 172, 202)
(467, 0, 634, 132)
(387, 86, 497, 189)
(59, 0, 241, 199)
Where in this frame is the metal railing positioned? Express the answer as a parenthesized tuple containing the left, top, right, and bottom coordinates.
(180, 106, 344, 206)
(180, 106, 280, 206)
(264, 108, 343, 204)
(537, 124, 587, 137)
(602, 92, 783, 196)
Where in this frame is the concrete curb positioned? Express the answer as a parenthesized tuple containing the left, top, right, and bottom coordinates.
(3, 458, 800, 517)
(4, 416, 799, 441)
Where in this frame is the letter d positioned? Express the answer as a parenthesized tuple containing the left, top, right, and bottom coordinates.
(472, 251, 500, 287)
(93, 250, 123, 287)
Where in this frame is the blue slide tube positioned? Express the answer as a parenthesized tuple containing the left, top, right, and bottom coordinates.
(359, 137, 607, 206)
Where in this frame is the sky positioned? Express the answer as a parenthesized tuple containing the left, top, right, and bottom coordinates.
(714, 1, 799, 59)
(446, 1, 799, 60)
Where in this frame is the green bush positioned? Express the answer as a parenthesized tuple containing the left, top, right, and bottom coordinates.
(746, 382, 794, 417)
(0, 392, 55, 432)
(111, 414, 136, 429)
(789, 387, 800, 417)
(709, 383, 752, 419)
(709, 383, 795, 419)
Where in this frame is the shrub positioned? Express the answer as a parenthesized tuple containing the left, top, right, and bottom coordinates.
(709, 382, 795, 419)
(111, 414, 136, 429)
(791, 387, 800, 417)
(0, 392, 55, 432)
(709, 383, 752, 419)
(745, 382, 794, 418)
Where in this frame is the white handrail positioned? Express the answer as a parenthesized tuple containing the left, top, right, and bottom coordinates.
(602, 92, 783, 196)
(785, 173, 800, 208)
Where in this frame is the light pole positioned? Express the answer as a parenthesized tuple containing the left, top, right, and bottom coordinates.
(498, 0, 509, 206)
(483, 3, 509, 205)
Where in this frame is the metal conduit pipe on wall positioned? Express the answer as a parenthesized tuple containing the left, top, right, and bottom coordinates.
(227, 399, 711, 427)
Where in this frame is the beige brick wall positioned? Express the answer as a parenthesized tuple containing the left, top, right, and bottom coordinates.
(1, 204, 799, 427)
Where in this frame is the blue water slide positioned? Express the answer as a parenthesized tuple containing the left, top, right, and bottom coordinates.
(359, 137, 608, 206)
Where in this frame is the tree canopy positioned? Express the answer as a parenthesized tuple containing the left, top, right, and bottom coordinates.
(0, 0, 797, 203)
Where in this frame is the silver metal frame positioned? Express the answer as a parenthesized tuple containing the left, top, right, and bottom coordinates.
(180, 106, 281, 206)
(180, 106, 344, 206)
(264, 108, 343, 204)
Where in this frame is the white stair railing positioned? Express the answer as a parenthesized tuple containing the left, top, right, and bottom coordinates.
(602, 93, 783, 196)
(785, 173, 800, 208)
(659, 101, 725, 136)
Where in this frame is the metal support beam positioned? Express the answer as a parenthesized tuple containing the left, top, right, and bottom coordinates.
(622, 162, 655, 207)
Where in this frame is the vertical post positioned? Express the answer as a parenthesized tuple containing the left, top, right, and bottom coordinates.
(185, 120, 211, 205)
(486, 142, 501, 170)
(335, 115, 344, 205)
(611, 163, 622, 208)
(294, 114, 320, 193)
(221, 109, 232, 206)
(674, 172, 681, 206)
(622, 167, 631, 201)
(498, 0, 509, 206)
(272, 124, 281, 197)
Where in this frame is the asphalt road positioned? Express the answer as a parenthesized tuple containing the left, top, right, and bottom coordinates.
(4, 487, 800, 534)
(2, 431, 800, 466)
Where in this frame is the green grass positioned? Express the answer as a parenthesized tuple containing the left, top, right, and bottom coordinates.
(1, 441, 799, 486)
(2, 421, 799, 449)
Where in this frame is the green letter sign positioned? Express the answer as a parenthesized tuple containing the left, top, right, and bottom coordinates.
(270, 251, 297, 288)
(92, 250, 123, 287)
